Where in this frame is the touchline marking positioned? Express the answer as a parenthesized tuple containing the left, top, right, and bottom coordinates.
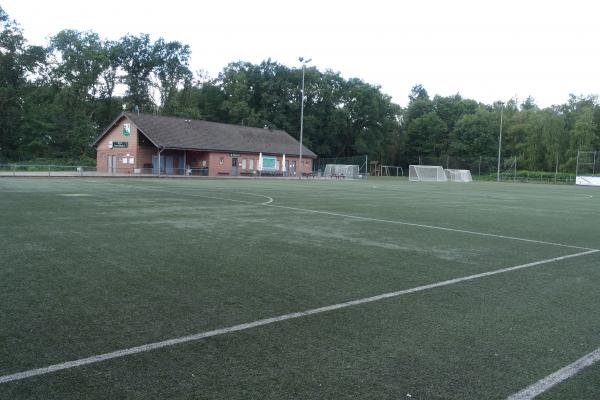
(506, 347, 600, 400)
(1, 249, 597, 384)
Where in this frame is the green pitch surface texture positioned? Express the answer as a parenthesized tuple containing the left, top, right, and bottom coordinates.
(1, 177, 599, 399)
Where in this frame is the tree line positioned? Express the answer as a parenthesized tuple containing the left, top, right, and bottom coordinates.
(1, 6, 599, 172)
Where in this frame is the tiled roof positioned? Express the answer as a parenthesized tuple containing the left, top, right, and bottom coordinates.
(94, 113, 317, 158)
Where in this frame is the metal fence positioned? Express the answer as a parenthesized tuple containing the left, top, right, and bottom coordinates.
(0, 165, 310, 178)
(576, 151, 599, 176)
(380, 165, 404, 176)
(312, 155, 369, 179)
(0, 164, 211, 177)
(0, 159, 582, 184)
(0, 164, 97, 177)
(408, 155, 577, 184)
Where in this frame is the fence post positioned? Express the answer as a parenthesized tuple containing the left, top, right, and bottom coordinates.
(555, 152, 559, 184)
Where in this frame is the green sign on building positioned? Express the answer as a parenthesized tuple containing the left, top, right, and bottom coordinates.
(262, 156, 277, 170)
(122, 123, 130, 137)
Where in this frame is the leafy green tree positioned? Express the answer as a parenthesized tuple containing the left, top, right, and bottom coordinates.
(49, 30, 109, 98)
(0, 6, 45, 160)
(3, 6, 600, 172)
(405, 112, 447, 161)
(153, 38, 192, 109)
(449, 108, 497, 158)
(538, 108, 566, 171)
(433, 94, 478, 132)
(405, 84, 432, 122)
(569, 106, 596, 155)
(118, 34, 157, 111)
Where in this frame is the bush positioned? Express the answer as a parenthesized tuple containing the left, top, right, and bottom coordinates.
(2, 156, 96, 167)
(477, 170, 576, 183)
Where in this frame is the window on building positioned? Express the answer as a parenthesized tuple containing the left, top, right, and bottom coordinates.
(219, 157, 224, 165)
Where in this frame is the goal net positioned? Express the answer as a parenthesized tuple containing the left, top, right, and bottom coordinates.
(575, 150, 600, 186)
(323, 164, 360, 179)
(409, 165, 447, 182)
(444, 169, 473, 182)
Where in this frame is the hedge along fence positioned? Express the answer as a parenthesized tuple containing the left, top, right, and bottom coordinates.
(476, 170, 576, 184)
(3, 157, 97, 166)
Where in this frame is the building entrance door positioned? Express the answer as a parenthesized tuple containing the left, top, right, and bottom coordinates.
(107, 155, 116, 173)
(165, 156, 174, 175)
(291, 160, 297, 176)
(231, 158, 238, 176)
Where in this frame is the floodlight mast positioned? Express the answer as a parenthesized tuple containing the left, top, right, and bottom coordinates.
(497, 104, 503, 182)
(298, 57, 311, 179)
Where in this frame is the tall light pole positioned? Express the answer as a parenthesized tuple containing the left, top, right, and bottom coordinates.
(298, 57, 311, 179)
(496, 104, 503, 182)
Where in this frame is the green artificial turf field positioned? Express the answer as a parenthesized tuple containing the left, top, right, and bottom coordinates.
(1, 177, 599, 399)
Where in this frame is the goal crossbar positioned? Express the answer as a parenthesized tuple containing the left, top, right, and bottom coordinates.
(444, 169, 473, 182)
(409, 165, 447, 182)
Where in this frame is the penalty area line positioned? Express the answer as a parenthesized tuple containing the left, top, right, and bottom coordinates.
(506, 347, 600, 400)
(0, 249, 597, 385)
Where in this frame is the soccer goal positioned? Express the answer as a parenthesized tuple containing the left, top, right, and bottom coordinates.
(444, 169, 473, 182)
(575, 150, 600, 186)
(409, 165, 447, 182)
(323, 164, 360, 179)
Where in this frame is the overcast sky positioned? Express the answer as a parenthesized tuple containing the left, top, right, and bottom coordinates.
(3, 0, 599, 107)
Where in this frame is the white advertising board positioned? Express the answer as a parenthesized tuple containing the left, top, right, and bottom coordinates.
(576, 176, 600, 186)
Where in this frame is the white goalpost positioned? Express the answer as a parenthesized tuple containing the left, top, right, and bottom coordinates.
(409, 165, 473, 182)
(575, 150, 600, 186)
(323, 164, 360, 179)
(444, 169, 473, 182)
(409, 165, 447, 182)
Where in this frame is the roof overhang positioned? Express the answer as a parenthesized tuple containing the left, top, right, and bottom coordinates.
(91, 113, 161, 150)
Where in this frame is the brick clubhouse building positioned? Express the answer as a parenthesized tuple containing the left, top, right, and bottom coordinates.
(93, 112, 317, 177)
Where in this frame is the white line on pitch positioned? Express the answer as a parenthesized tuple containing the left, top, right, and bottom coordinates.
(506, 347, 600, 400)
(86, 181, 598, 252)
(239, 192, 273, 205)
(1, 249, 597, 385)
(265, 204, 598, 251)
